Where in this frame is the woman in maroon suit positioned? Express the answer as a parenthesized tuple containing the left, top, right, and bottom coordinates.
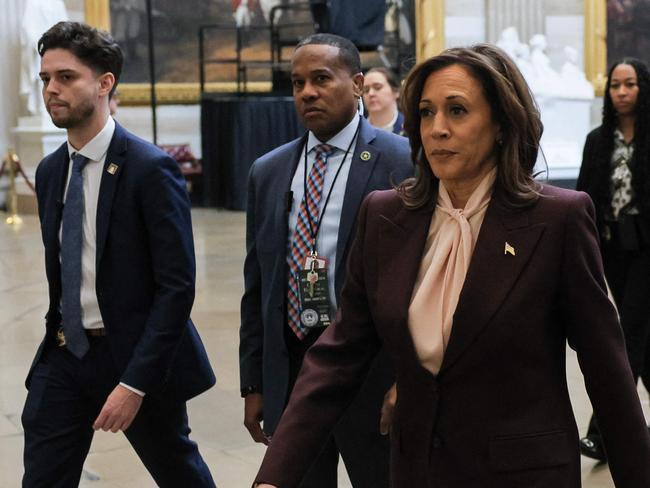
(255, 45, 650, 487)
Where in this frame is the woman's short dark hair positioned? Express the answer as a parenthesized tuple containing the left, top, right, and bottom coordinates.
(366, 67, 400, 92)
(38, 21, 123, 96)
(397, 44, 543, 210)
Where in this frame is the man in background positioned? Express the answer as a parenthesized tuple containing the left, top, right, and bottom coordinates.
(22, 21, 216, 487)
(240, 33, 412, 487)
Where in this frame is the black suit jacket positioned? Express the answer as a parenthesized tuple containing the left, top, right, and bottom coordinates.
(239, 117, 412, 433)
(256, 185, 650, 487)
(29, 122, 215, 402)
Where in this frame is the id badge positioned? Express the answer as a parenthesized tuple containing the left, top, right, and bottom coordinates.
(298, 256, 332, 328)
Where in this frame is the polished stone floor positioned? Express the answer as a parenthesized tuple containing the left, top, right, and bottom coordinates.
(0, 209, 646, 487)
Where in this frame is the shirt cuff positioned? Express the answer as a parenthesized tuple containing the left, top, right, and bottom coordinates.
(120, 382, 146, 397)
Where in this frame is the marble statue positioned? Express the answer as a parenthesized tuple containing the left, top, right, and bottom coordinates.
(495, 28, 595, 181)
(20, 0, 68, 115)
(529, 34, 562, 98)
(496, 26, 523, 60)
(560, 46, 595, 99)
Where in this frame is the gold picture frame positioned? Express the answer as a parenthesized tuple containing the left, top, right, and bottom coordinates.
(415, 0, 445, 62)
(83, 0, 271, 105)
(584, 0, 607, 96)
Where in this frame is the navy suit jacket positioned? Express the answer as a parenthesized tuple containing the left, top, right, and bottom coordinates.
(256, 185, 650, 487)
(240, 117, 412, 433)
(29, 122, 215, 402)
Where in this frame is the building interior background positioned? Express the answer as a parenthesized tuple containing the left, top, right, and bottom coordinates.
(0, 0, 646, 486)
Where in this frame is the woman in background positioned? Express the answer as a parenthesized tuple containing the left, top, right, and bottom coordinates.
(363, 67, 404, 134)
(576, 57, 650, 462)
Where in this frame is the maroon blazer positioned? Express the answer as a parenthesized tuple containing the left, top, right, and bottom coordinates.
(255, 185, 650, 488)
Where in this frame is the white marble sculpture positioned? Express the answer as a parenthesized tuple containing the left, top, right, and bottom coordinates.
(495, 27, 595, 181)
(496, 26, 523, 60)
(560, 46, 595, 100)
(20, 0, 68, 115)
(529, 34, 563, 98)
(513, 43, 537, 92)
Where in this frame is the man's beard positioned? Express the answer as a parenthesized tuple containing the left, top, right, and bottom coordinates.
(49, 99, 96, 129)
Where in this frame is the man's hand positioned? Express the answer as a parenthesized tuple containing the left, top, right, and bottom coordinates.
(256, 485, 277, 488)
(380, 382, 397, 435)
(244, 392, 269, 445)
(93, 384, 144, 433)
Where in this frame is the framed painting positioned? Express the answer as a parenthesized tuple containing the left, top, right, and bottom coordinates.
(84, 0, 280, 104)
(84, 0, 420, 105)
(606, 0, 650, 68)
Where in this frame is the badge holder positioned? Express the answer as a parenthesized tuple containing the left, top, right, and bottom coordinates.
(298, 254, 332, 328)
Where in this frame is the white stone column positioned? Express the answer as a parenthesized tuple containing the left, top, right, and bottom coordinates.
(486, 0, 544, 44)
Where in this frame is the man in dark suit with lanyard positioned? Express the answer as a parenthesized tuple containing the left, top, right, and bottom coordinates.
(21, 21, 216, 487)
(239, 34, 412, 487)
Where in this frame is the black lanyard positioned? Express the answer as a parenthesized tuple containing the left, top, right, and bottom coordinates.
(302, 116, 361, 256)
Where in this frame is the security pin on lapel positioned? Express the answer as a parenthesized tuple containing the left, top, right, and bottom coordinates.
(360, 151, 371, 161)
(107, 163, 118, 175)
(504, 242, 516, 256)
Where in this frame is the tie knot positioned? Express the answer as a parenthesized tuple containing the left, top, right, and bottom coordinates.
(314, 144, 335, 159)
(71, 153, 88, 173)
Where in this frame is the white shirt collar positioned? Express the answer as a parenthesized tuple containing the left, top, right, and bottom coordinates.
(67, 116, 116, 161)
(306, 115, 360, 154)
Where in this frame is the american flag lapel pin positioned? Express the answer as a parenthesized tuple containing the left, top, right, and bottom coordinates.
(504, 242, 516, 256)
(107, 163, 118, 175)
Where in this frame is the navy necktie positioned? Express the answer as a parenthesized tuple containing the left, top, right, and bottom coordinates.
(60, 153, 89, 358)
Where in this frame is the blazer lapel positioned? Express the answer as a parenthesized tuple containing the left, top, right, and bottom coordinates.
(95, 123, 127, 266)
(377, 204, 433, 350)
(335, 119, 379, 279)
(440, 195, 546, 373)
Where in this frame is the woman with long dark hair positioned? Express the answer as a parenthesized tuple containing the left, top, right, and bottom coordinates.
(577, 57, 650, 462)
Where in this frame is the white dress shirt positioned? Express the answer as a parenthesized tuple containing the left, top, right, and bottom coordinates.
(62, 116, 115, 331)
(287, 115, 360, 310)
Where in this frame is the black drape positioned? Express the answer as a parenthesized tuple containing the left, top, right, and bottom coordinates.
(201, 96, 304, 209)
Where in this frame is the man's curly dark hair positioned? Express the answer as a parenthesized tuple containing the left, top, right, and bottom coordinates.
(38, 21, 123, 97)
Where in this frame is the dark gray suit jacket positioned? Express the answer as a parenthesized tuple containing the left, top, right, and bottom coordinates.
(239, 117, 412, 433)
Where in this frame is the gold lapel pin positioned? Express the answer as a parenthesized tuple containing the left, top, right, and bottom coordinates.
(504, 242, 516, 256)
(107, 163, 118, 175)
(360, 151, 371, 161)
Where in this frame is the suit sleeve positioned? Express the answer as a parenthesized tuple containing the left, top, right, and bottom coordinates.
(560, 192, 650, 487)
(255, 192, 382, 487)
(575, 130, 596, 193)
(239, 162, 264, 392)
(120, 154, 197, 394)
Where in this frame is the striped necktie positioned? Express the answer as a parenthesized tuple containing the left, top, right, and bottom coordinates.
(287, 144, 335, 338)
(60, 153, 90, 358)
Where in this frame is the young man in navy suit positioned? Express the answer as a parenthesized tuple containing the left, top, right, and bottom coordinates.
(239, 34, 412, 487)
(22, 21, 216, 487)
